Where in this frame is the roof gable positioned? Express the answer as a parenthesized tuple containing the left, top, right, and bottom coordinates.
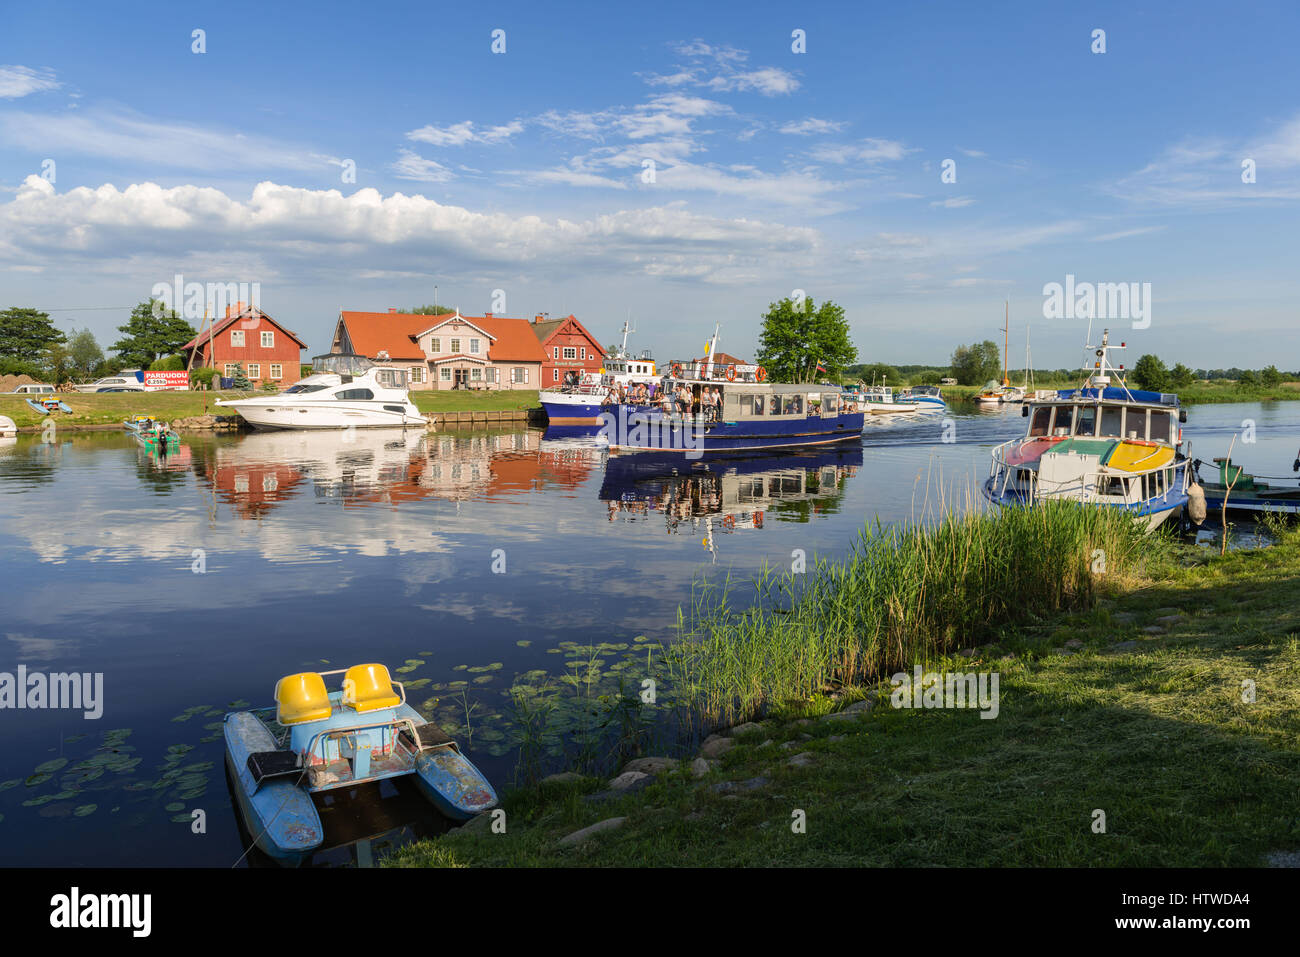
(182, 307, 308, 351)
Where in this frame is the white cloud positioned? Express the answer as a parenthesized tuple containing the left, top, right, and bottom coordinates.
(930, 196, 976, 208)
(406, 120, 523, 147)
(390, 149, 454, 183)
(812, 138, 911, 164)
(1089, 225, 1166, 242)
(778, 118, 847, 136)
(0, 65, 59, 98)
(648, 40, 799, 97)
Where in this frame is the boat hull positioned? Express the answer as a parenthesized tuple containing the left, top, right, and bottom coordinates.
(602, 406, 865, 454)
(217, 400, 426, 431)
(540, 395, 605, 425)
(223, 712, 324, 862)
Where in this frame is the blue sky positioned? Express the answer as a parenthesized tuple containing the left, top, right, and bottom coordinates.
(2, 0, 1299, 369)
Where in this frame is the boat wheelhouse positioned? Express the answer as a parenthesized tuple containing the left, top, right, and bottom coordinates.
(216, 353, 426, 431)
(984, 330, 1190, 531)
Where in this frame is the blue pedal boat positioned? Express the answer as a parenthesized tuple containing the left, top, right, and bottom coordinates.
(26, 397, 73, 415)
(224, 663, 498, 862)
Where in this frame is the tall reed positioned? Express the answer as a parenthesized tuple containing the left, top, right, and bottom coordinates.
(662, 499, 1158, 723)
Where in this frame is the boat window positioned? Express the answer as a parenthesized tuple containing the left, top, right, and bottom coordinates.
(1073, 406, 1097, 437)
(822, 393, 839, 416)
(335, 388, 374, 400)
(768, 395, 781, 416)
(284, 383, 328, 394)
(782, 394, 802, 416)
(1099, 406, 1123, 437)
(1028, 406, 1052, 436)
(1149, 410, 1171, 443)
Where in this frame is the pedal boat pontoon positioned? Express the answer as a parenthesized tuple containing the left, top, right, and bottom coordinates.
(224, 664, 497, 862)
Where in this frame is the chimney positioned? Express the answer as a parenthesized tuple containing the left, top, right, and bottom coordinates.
(485, 312, 493, 319)
(388, 307, 397, 314)
(534, 314, 543, 323)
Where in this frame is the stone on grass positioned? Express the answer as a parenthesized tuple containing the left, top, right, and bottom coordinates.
(787, 752, 816, 768)
(608, 771, 651, 791)
(728, 722, 762, 736)
(689, 758, 710, 778)
(540, 771, 584, 786)
(699, 735, 734, 759)
(558, 817, 626, 847)
(622, 756, 677, 775)
(1064, 638, 1083, 649)
(1142, 625, 1165, 635)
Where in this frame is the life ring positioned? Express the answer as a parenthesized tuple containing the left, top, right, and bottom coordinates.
(671, 362, 683, 378)
(725, 365, 737, 382)
(722, 515, 736, 529)
(755, 366, 768, 382)
(754, 510, 764, 528)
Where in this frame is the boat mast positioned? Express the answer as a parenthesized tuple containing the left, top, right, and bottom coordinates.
(702, 323, 720, 380)
(1002, 300, 1009, 387)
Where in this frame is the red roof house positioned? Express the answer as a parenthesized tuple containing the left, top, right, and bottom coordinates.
(529, 314, 605, 385)
(182, 303, 308, 388)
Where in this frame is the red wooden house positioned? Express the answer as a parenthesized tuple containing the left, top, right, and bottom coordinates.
(181, 302, 308, 388)
(530, 314, 605, 385)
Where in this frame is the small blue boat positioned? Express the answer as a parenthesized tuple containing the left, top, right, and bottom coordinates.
(25, 397, 73, 415)
(224, 664, 497, 862)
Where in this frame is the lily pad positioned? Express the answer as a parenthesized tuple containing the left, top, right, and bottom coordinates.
(34, 758, 69, 775)
(25, 772, 53, 787)
(73, 804, 97, 817)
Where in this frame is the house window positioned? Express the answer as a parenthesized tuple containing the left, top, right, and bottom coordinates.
(410, 366, 424, 383)
(553, 369, 560, 381)
(470, 339, 480, 354)
(512, 367, 528, 384)
(487, 368, 498, 384)
(248, 363, 261, 380)
(270, 363, 282, 380)
(553, 346, 560, 359)
(223, 363, 238, 378)
(450, 338, 461, 353)
(471, 367, 482, 381)
(440, 368, 452, 381)
(430, 338, 441, 353)
(261, 331, 274, 348)
(580, 347, 586, 360)
(230, 330, 245, 347)
(563, 347, 577, 360)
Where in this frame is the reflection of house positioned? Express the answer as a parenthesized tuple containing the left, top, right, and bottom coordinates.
(530, 314, 604, 386)
(203, 460, 304, 519)
(182, 302, 308, 388)
(332, 309, 545, 391)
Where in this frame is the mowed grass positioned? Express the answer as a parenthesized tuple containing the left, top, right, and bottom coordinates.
(0, 389, 541, 428)
(388, 523, 1300, 867)
(939, 380, 1300, 405)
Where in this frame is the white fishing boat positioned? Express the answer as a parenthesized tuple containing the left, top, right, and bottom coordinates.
(216, 354, 426, 431)
(984, 329, 1191, 531)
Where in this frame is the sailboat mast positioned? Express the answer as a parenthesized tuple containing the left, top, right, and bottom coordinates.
(1002, 301, 1009, 387)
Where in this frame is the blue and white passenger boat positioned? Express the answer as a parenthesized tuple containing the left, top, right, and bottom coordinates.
(224, 663, 496, 862)
(983, 329, 1190, 531)
(896, 385, 947, 412)
(540, 321, 659, 425)
(600, 330, 864, 455)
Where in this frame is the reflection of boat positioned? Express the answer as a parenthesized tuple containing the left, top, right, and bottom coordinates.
(1192, 454, 1300, 515)
(540, 321, 659, 425)
(225, 663, 496, 862)
(217, 354, 426, 430)
(599, 446, 863, 544)
(984, 329, 1190, 531)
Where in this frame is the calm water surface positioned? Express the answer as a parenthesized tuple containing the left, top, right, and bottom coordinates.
(0, 400, 1292, 865)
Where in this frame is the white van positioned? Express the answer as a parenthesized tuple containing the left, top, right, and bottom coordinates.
(9, 383, 56, 395)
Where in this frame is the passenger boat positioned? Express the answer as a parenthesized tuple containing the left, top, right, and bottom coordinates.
(216, 354, 426, 431)
(984, 329, 1190, 531)
(1192, 454, 1300, 515)
(540, 321, 659, 425)
(896, 385, 946, 411)
(599, 331, 863, 454)
(25, 396, 73, 415)
(224, 663, 497, 862)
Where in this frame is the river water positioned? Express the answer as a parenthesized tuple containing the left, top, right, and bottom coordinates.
(0, 400, 1292, 865)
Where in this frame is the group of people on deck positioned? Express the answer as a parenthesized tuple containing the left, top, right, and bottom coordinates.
(599, 380, 723, 422)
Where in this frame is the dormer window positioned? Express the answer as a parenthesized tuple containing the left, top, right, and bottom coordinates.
(230, 330, 245, 347)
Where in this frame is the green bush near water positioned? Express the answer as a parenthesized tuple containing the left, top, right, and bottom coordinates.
(664, 501, 1157, 723)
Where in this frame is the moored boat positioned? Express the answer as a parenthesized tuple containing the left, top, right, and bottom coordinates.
(0, 415, 16, 438)
(540, 321, 659, 425)
(984, 329, 1191, 531)
(216, 354, 426, 430)
(224, 663, 497, 862)
(25, 396, 73, 415)
(1192, 454, 1300, 515)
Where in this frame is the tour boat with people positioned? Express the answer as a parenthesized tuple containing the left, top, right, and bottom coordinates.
(224, 663, 497, 862)
(216, 354, 426, 431)
(540, 321, 659, 425)
(599, 329, 864, 454)
(983, 329, 1191, 531)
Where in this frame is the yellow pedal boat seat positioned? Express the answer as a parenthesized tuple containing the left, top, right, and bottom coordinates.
(275, 672, 332, 726)
(342, 663, 401, 713)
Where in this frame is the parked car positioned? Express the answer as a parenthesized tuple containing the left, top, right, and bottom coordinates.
(8, 383, 56, 395)
(74, 374, 145, 393)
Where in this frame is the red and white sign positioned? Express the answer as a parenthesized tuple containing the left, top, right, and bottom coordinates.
(142, 371, 190, 391)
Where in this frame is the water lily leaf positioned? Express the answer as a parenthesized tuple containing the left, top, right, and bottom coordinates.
(0, 779, 19, 791)
(25, 772, 52, 787)
(73, 804, 97, 817)
(34, 758, 69, 775)
(165, 802, 185, 813)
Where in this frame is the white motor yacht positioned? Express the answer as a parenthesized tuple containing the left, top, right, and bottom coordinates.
(216, 354, 426, 431)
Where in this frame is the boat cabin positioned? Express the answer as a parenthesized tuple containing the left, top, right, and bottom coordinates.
(1023, 387, 1185, 446)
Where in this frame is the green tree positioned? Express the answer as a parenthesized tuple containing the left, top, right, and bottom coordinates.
(1131, 354, 1169, 392)
(856, 362, 901, 386)
(226, 363, 252, 390)
(112, 299, 197, 368)
(0, 307, 66, 363)
(1261, 365, 1283, 387)
(755, 295, 857, 383)
(1238, 368, 1261, 387)
(67, 329, 104, 380)
(1168, 362, 1195, 388)
(950, 340, 1001, 385)
(401, 305, 457, 315)
(43, 341, 72, 383)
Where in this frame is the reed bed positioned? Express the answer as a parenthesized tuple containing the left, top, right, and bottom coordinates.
(663, 498, 1159, 723)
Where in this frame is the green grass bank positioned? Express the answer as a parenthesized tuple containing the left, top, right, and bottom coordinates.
(388, 514, 1300, 867)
